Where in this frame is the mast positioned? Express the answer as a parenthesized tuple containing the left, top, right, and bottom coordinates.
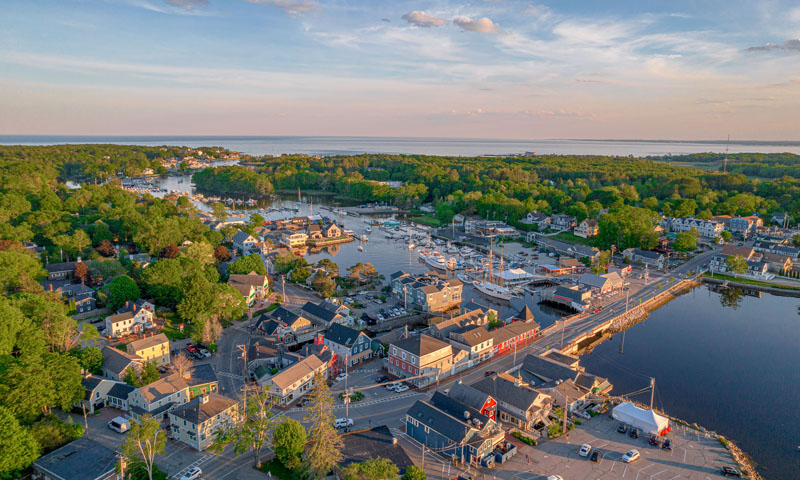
(650, 378, 656, 410)
(499, 245, 504, 288)
(297, 186, 301, 202)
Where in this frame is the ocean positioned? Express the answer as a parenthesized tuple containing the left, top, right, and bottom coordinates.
(1, 135, 799, 156)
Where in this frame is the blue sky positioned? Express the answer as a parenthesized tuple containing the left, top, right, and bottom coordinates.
(1, 0, 799, 139)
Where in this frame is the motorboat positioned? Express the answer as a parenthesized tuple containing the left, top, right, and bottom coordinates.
(360, 234, 368, 242)
(446, 244, 459, 254)
(447, 257, 459, 270)
(425, 254, 447, 270)
(408, 243, 416, 250)
(357, 245, 364, 252)
(474, 282, 514, 301)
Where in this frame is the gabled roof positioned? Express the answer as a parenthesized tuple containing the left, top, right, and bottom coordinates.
(324, 323, 366, 347)
(517, 305, 535, 322)
(228, 273, 267, 287)
(392, 334, 451, 357)
(471, 373, 549, 412)
(170, 393, 237, 425)
(519, 354, 576, 387)
(450, 325, 491, 347)
(106, 382, 136, 400)
(102, 346, 142, 375)
(233, 231, 255, 243)
(448, 382, 494, 412)
(406, 400, 474, 444)
(81, 375, 105, 400)
(301, 301, 342, 323)
(268, 355, 324, 390)
(432, 308, 485, 337)
(185, 363, 218, 387)
(34, 437, 116, 480)
(45, 261, 78, 273)
(137, 373, 189, 403)
(340, 426, 414, 475)
(106, 311, 135, 325)
(490, 320, 539, 344)
(127, 333, 170, 352)
(270, 306, 303, 324)
(429, 391, 490, 424)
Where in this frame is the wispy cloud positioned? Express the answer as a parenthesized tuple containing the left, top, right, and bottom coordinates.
(401, 11, 446, 27)
(246, 0, 318, 16)
(747, 39, 800, 53)
(164, 0, 208, 9)
(453, 16, 499, 33)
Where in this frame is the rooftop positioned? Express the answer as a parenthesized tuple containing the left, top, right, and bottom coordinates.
(34, 437, 116, 480)
(169, 393, 237, 425)
(268, 355, 324, 390)
(340, 426, 414, 475)
(127, 333, 169, 352)
(392, 334, 451, 357)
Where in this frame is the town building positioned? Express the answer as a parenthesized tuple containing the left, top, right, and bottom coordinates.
(729, 216, 763, 235)
(128, 373, 190, 420)
(340, 426, 415, 475)
(44, 261, 79, 281)
(301, 300, 347, 326)
(578, 272, 624, 294)
(429, 308, 489, 340)
(169, 393, 238, 451)
(33, 437, 117, 480)
(390, 271, 463, 312)
(490, 318, 540, 354)
(709, 254, 770, 278)
(259, 354, 327, 406)
(323, 323, 372, 369)
(263, 306, 317, 343)
(126, 333, 171, 366)
(280, 230, 309, 248)
(471, 373, 554, 432)
(550, 214, 577, 231)
(622, 248, 665, 268)
(228, 272, 269, 300)
(232, 231, 258, 252)
(542, 286, 592, 312)
(105, 300, 156, 338)
(77, 375, 120, 414)
(101, 346, 142, 381)
(387, 334, 453, 387)
(760, 252, 793, 273)
(184, 363, 219, 399)
(406, 391, 505, 466)
(668, 217, 724, 238)
(515, 353, 613, 396)
(522, 211, 551, 228)
(574, 219, 599, 238)
(47, 282, 96, 313)
(448, 325, 494, 363)
(105, 382, 136, 411)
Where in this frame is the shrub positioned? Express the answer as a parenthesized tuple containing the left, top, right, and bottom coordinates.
(512, 431, 537, 446)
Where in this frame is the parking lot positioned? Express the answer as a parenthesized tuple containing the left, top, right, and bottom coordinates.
(499, 413, 740, 480)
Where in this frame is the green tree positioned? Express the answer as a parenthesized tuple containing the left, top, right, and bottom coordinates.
(228, 254, 267, 275)
(673, 231, 698, 252)
(274, 253, 307, 274)
(120, 415, 167, 480)
(597, 205, 659, 250)
(792, 233, 800, 247)
(342, 458, 399, 480)
(272, 418, 307, 469)
(291, 265, 312, 284)
(0, 405, 40, 478)
(181, 241, 215, 265)
(402, 465, 426, 480)
(720, 230, 732, 243)
(725, 255, 747, 276)
(317, 258, 339, 277)
(76, 346, 104, 374)
(591, 250, 611, 274)
(304, 373, 342, 479)
(211, 389, 276, 468)
(211, 202, 228, 222)
(311, 272, 336, 298)
(140, 361, 161, 385)
(108, 275, 141, 310)
(0, 250, 45, 294)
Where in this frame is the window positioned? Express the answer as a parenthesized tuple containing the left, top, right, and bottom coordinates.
(392, 347, 397, 355)
(401, 352, 406, 360)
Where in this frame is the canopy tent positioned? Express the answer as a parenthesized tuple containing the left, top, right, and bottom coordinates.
(612, 402, 670, 435)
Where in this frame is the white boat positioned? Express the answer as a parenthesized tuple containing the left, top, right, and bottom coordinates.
(474, 282, 514, 301)
(366, 226, 372, 233)
(447, 257, 458, 270)
(408, 243, 416, 250)
(425, 255, 447, 270)
(360, 234, 368, 242)
(460, 246, 474, 255)
(357, 245, 364, 252)
(447, 245, 459, 254)
(457, 273, 472, 283)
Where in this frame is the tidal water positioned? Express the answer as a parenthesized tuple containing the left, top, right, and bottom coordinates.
(580, 286, 800, 479)
(2, 135, 799, 156)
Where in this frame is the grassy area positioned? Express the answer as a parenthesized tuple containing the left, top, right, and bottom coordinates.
(257, 459, 302, 480)
(704, 273, 800, 291)
(159, 311, 189, 341)
(549, 231, 598, 247)
(408, 215, 444, 227)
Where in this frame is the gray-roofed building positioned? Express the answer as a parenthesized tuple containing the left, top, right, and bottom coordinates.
(543, 285, 592, 311)
(76, 375, 119, 414)
(184, 363, 219, 399)
(45, 261, 79, 281)
(471, 373, 553, 431)
(259, 354, 327, 406)
(301, 301, 346, 326)
(449, 325, 494, 363)
(447, 382, 497, 421)
(33, 437, 116, 480)
(105, 382, 136, 411)
(323, 323, 372, 370)
(515, 353, 612, 396)
(390, 271, 463, 312)
(430, 308, 489, 340)
(232, 231, 258, 252)
(101, 346, 142, 381)
(340, 426, 415, 475)
(622, 248, 665, 268)
(578, 272, 624, 293)
(388, 334, 453, 387)
(169, 393, 238, 451)
(128, 373, 189, 420)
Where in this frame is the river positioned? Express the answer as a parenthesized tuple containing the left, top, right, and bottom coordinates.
(579, 285, 800, 479)
(2, 135, 800, 156)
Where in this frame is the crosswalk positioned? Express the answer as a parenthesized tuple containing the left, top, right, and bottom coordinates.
(170, 453, 215, 479)
(217, 372, 243, 380)
(285, 391, 423, 412)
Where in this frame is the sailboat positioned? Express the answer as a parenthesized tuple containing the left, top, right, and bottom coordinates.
(474, 242, 513, 301)
(407, 227, 415, 250)
(296, 187, 302, 205)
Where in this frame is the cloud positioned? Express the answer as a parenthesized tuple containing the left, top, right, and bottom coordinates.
(246, 0, 317, 16)
(747, 39, 800, 53)
(523, 4, 551, 18)
(164, 0, 207, 9)
(381, 18, 391, 23)
(453, 16, 499, 33)
(401, 11, 446, 27)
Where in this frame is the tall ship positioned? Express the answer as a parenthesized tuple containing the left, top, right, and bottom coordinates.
(473, 243, 514, 301)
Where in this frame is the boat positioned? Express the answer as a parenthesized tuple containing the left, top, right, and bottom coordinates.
(366, 226, 372, 233)
(360, 234, 368, 242)
(457, 273, 472, 283)
(408, 243, 416, 250)
(425, 255, 447, 270)
(357, 245, 364, 252)
(447, 257, 458, 270)
(447, 245, 459, 254)
(460, 246, 475, 256)
(474, 282, 514, 301)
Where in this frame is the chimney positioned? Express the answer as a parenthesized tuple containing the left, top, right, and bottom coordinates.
(392, 437, 397, 446)
(515, 376, 521, 387)
(49, 284, 53, 291)
(133, 305, 137, 311)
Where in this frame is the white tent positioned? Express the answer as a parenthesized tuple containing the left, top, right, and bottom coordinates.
(612, 402, 669, 435)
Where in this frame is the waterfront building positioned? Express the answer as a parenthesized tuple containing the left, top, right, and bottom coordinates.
(126, 333, 171, 366)
(169, 393, 238, 451)
(622, 248, 664, 268)
(429, 308, 489, 339)
(471, 373, 553, 432)
(578, 272, 624, 294)
(232, 231, 258, 252)
(709, 254, 770, 278)
(387, 334, 453, 387)
(574, 219, 599, 238)
(390, 271, 463, 312)
(490, 320, 540, 354)
(448, 325, 494, 363)
(323, 323, 372, 368)
(542, 285, 592, 311)
(514, 353, 613, 395)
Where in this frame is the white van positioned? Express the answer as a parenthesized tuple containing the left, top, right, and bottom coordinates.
(108, 416, 130, 433)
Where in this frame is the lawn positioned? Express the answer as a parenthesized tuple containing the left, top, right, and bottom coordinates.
(408, 215, 444, 227)
(257, 459, 302, 480)
(550, 231, 597, 247)
(159, 311, 190, 341)
(704, 273, 800, 291)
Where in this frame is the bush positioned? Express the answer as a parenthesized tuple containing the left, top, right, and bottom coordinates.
(511, 431, 537, 446)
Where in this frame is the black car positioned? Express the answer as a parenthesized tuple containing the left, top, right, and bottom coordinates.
(484, 370, 497, 377)
(617, 423, 627, 434)
(629, 428, 638, 439)
(589, 450, 600, 462)
(298, 397, 310, 407)
(720, 466, 742, 477)
(648, 435, 660, 447)
(375, 376, 389, 383)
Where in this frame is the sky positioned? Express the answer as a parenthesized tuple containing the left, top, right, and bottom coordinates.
(1, 0, 799, 140)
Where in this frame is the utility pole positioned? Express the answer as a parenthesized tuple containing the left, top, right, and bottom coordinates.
(281, 275, 286, 303)
(344, 354, 350, 422)
(513, 342, 518, 367)
(649, 377, 655, 410)
(421, 445, 426, 471)
(562, 395, 569, 439)
(82, 403, 89, 438)
(236, 344, 248, 411)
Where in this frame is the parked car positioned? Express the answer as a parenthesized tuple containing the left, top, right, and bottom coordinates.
(579, 444, 592, 457)
(578, 411, 591, 420)
(374, 375, 389, 383)
(720, 466, 742, 477)
(546, 476, 563, 480)
(617, 423, 628, 434)
(662, 439, 671, 450)
(180, 467, 202, 480)
(590, 450, 600, 462)
(334, 418, 353, 428)
(199, 348, 211, 358)
(394, 385, 410, 393)
(484, 370, 497, 377)
(629, 428, 638, 439)
(387, 382, 402, 391)
(299, 397, 310, 407)
(648, 435, 660, 447)
(335, 373, 348, 382)
(621, 449, 640, 463)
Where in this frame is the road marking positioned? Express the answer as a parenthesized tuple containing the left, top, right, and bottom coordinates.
(623, 464, 629, 477)
(650, 469, 668, 479)
(217, 372, 243, 379)
(170, 453, 214, 479)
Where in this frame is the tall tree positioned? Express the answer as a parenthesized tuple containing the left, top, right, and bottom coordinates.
(228, 253, 267, 275)
(73, 262, 90, 283)
(0, 405, 40, 478)
(272, 418, 307, 469)
(120, 414, 167, 480)
(108, 275, 141, 310)
(342, 458, 399, 480)
(172, 351, 192, 378)
(725, 255, 748, 276)
(211, 389, 276, 468)
(402, 465, 426, 480)
(214, 245, 232, 263)
(304, 373, 342, 479)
